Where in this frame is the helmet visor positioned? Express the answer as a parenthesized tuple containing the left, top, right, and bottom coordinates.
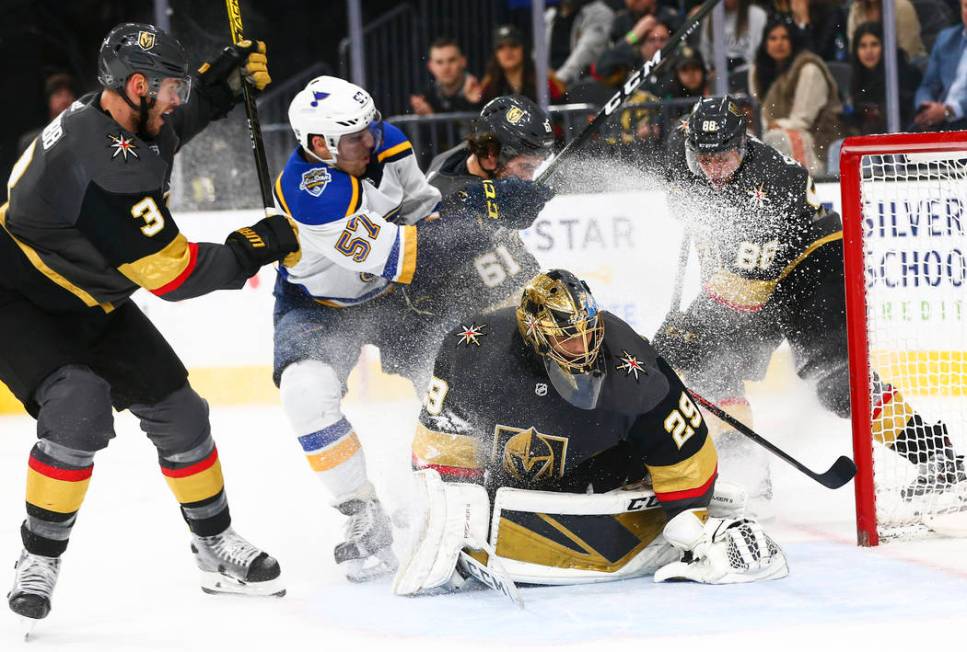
(154, 76, 191, 106)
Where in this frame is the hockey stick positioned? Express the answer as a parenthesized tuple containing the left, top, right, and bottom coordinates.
(691, 392, 857, 489)
(536, 0, 723, 185)
(224, 0, 275, 215)
(668, 232, 691, 316)
(457, 543, 524, 609)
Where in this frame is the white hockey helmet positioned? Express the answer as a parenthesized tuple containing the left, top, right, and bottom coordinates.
(288, 75, 382, 164)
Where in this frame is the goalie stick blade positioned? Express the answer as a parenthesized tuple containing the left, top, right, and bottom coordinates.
(457, 551, 524, 610)
(815, 456, 858, 489)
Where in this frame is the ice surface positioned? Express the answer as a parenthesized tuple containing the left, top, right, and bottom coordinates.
(2, 380, 966, 651)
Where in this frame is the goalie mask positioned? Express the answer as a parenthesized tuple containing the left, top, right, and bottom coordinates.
(517, 270, 605, 372)
(685, 96, 748, 188)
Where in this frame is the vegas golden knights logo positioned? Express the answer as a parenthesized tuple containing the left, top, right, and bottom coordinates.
(505, 106, 525, 125)
(138, 31, 156, 50)
(494, 425, 568, 483)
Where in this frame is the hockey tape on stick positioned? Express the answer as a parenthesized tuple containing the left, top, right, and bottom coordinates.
(692, 392, 857, 489)
(225, 0, 275, 215)
(536, 0, 724, 186)
(457, 539, 524, 609)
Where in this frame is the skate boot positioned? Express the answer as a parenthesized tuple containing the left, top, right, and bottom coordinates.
(191, 527, 285, 597)
(334, 497, 397, 582)
(8, 550, 60, 620)
(902, 447, 967, 500)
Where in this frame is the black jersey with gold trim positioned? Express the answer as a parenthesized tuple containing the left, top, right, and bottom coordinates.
(664, 128, 843, 313)
(1, 88, 246, 313)
(413, 307, 717, 519)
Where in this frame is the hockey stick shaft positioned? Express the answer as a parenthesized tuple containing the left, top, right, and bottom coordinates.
(692, 393, 857, 489)
(225, 0, 275, 214)
(536, 0, 723, 185)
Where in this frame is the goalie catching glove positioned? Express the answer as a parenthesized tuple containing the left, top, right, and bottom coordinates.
(226, 210, 301, 277)
(655, 510, 789, 584)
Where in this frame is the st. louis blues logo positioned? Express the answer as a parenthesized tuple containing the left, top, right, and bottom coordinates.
(456, 323, 486, 347)
(299, 167, 332, 197)
(310, 90, 330, 107)
(107, 133, 138, 161)
(616, 350, 646, 381)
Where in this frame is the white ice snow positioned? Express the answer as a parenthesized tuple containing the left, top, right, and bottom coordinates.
(1, 378, 966, 651)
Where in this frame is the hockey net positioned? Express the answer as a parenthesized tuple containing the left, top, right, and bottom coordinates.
(841, 132, 967, 545)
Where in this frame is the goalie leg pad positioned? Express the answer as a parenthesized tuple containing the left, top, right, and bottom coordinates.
(392, 469, 490, 596)
(655, 511, 788, 584)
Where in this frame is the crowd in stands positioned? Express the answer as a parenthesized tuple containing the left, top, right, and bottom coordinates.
(408, 0, 967, 175)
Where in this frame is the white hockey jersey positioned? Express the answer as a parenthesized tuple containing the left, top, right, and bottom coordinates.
(273, 122, 440, 306)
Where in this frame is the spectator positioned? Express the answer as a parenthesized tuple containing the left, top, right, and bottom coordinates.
(410, 37, 481, 115)
(667, 45, 709, 100)
(751, 17, 842, 173)
(768, 0, 849, 62)
(17, 72, 80, 154)
(912, 0, 967, 131)
(699, 0, 768, 75)
(847, 0, 926, 62)
(610, 0, 681, 46)
(845, 22, 921, 134)
(545, 0, 615, 86)
(480, 25, 566, 105)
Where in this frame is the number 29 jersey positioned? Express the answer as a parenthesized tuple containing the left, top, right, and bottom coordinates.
(412, 307, 718, 519)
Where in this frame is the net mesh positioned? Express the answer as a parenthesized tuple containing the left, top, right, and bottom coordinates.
(859, 152, 967, 540)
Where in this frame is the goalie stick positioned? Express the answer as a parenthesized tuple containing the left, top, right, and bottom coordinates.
(536, 0, 724, 186)
(457, 540, 524, 609)
(691, 392, 857, 489)
(224, 0, 275, 216)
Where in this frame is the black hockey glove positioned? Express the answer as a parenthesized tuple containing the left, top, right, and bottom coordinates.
(197, 40, 271, 117)
(441, 177, 554, 230)
(226, 210, 300, 277)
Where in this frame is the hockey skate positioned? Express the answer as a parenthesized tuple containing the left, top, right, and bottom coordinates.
(7, 550, 60, 621)
(902, 448, 967, 501)
(191, 527, 285, 597)
(334, 497, 398, 582)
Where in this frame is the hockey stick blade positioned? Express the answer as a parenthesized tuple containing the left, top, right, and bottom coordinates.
(536, 0, 723, 185)
(457, 549, 524, 609)
(693, 393, 857, 489)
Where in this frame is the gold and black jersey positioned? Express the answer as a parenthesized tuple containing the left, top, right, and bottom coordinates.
(664, 130, 843, 313)
(0, 90, 246, 313)
(413, 307, 717, 518)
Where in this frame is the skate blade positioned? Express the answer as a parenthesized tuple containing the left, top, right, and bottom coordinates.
(20, 616, 38, 642)
(199, 571, 286, 597)
(343, 550, 399, 583)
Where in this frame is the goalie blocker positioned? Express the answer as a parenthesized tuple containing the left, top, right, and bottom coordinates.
(394, 270, 787, 596)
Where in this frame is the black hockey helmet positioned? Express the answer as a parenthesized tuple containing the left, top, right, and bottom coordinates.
(468, 95, 555, 168)
(685, 96, 748, 183)
(98, 23, 191, 105)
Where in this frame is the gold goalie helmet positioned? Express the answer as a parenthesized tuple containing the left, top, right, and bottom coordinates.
(516, 270, 605, 373)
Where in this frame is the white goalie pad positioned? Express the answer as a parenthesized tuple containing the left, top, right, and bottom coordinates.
(392, 469, 490, 596)
(654, 511, 789, 584)
(487, 485, 677, 585)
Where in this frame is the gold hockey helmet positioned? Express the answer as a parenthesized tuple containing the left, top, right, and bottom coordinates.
(516, 270, 605, 373)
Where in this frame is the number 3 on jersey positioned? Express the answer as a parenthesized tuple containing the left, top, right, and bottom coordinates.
(131, 197, 164, 237)
(335, 213, 381, 262)
(664, 392, 702, 449)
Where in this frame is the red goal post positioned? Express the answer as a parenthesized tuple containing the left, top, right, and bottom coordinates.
(840, 131, 967, 546)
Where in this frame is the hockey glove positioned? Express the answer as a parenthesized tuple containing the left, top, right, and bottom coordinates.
(654, 511, 788, 584)
(199, 39, 271, 93)
(226, 210, 300, 277)
(442, 177, 554, 230)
